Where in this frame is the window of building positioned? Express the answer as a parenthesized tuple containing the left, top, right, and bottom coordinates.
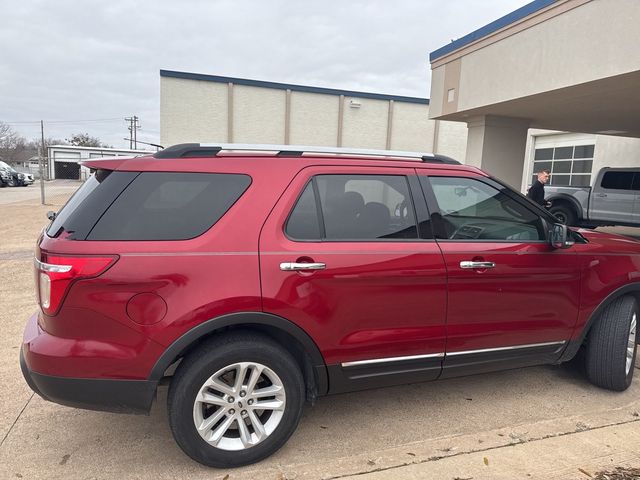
(532, 144, 594, 187)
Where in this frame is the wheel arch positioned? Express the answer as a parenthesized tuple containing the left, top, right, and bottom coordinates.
(558, 283, 640, 362)
(149, 312, 328, 398)
(547, 194, 583, 220)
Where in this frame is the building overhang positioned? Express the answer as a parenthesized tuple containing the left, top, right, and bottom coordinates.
(428, 0, 640, 138)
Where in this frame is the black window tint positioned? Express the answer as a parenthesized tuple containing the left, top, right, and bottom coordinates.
(534, 148, 553, 160)
(601, 171, 634, 190)
(428, 176, 544, 241)
(285, 182, 321, 240)
(87, 173, 251, 240)
(47, 170, 139, 239)
(533, 161, 552, 173)
(552, 161, 571, 174)
(573, 145, 595, 158)
(550, 174, 570, 186)
(554, 147, 573, 159)
(572, 160, 593, 174)
(316, 175, 418, 240)
(632, 174, 640, 191)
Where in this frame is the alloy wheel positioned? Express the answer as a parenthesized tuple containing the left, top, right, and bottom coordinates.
(627, 313, 637, 376)
(192, 362, 286, 451)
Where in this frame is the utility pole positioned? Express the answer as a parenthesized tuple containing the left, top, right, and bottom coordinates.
(125, 116, 141, 149)
(39, 120, 46, 205)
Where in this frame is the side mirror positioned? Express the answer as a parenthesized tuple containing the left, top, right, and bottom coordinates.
(46, 211, 57, 221)
(550, 223, 574, 249)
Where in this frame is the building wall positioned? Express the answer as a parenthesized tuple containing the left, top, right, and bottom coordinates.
(431, 0, 640, 116)
(341, 97, 389, 150)
(160, 74, 470, 161)
(160, 76, 228, 146)
(289, 92, 340, 146)
(390, 102, 434, 152)
(434, 120, 468, 161)
(233, 85, 286, 144)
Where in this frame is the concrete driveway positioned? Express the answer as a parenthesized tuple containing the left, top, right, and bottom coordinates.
(1, 190, 639, 479)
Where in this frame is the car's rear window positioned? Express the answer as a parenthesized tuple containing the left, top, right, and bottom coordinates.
(47, 169, 138, 239)
(47, 170, 251, 241)
(87, 172, 251, 240)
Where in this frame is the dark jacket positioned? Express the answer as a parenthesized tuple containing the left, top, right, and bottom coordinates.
(527, 180, 546, 206)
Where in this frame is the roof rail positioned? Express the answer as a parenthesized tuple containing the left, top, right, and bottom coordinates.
(152, 143, 461, 164)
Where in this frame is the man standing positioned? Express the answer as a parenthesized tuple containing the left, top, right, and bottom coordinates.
(527, 169, 551, 207)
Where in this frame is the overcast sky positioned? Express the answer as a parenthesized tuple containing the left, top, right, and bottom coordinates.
(1, 0, 528, 149)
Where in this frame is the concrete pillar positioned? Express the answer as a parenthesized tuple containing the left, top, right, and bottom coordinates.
(465, 115, 530, 188)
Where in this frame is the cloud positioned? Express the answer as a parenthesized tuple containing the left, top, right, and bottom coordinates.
(1, 0, 527, 148)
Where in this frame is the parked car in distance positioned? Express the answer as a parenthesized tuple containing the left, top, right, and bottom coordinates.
(0, 161, 31, 187)
(19, 171, 35, 186)
(546, 167, 640, 227)
(21, 144, 639, 468)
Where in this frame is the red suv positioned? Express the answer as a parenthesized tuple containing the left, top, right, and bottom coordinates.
(21, 144, 639, 467)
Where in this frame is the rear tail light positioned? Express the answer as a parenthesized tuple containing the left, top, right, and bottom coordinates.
(34, 254, 118, 315)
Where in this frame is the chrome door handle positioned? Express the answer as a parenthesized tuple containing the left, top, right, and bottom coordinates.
(280, 262, 326, 271)
(460, 261, 495, 269)
(596, 193, 607, 197)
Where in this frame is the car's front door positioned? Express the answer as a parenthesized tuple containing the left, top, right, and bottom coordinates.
(259, 166, 447, 392)
(419, 172, 582, 378)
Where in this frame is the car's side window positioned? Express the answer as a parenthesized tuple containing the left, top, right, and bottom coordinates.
(285, 182, 321, 240)
(601, 171, 636, 191)
(285, 174, 420, 241)
(424, 176, 545, 241)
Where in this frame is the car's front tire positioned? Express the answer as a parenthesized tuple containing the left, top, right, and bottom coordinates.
(585, 296, 637, 391)
(167, 331, 305, 468)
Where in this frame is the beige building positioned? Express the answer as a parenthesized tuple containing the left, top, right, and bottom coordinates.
(429, 0, 640, 191)
(160, 0, 639, 194)
(160, 70, 468, 160)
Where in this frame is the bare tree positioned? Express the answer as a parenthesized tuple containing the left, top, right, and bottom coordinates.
(0, 121, 27, 162)
(0, 121, 23, 150)
(66, 133, 110, 148)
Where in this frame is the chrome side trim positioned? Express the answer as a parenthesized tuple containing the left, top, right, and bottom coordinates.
(34, 258, 72, 273)
(341, 352, 444, 368)
(446, 341, 566, 357)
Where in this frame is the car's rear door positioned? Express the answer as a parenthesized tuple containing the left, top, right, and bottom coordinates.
(259, 165, 447, 392)
(418, 170, 582, 378)
(590, 170, 635, 223)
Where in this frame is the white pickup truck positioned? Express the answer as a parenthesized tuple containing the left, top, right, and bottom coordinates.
(545, 167, 640, 227)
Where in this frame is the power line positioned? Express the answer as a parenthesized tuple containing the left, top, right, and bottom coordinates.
(2, 117, 124, 125)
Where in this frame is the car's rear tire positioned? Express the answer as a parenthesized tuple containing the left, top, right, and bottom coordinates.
(549, 203, 578, 226)
(167, 331, 305, 468)
(585, 296, 637, 391)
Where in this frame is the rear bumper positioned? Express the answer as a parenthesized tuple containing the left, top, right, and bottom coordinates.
(21, 312, 157, 414)
(20, 346, 157, 414)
